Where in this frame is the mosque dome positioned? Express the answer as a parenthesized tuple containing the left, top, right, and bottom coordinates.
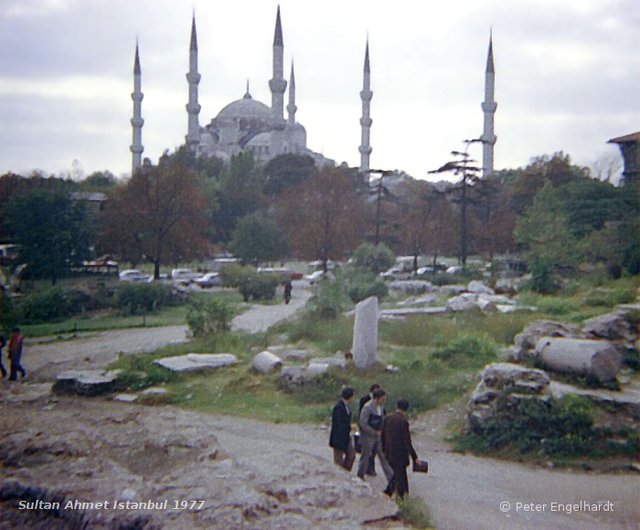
(216, 91, 272, 122)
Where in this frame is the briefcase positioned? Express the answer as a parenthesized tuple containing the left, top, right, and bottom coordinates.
(413, 459, 429, 473)
(353, 432, 362, 454)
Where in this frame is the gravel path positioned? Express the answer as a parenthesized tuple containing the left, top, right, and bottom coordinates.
(23, 325, 189, 381)
(231, 281, 311, 333)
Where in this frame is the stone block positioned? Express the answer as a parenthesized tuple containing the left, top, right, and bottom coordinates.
(351, 296, 379, 369)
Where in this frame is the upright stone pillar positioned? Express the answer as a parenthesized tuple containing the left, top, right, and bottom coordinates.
(351, 296, 379, 369)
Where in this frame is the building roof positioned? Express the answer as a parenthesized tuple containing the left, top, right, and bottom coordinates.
(216, 92, 272, 121)
(608, 131, 640, 144)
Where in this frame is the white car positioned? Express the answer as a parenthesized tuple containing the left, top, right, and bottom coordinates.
(194, 272, 223, 288)
(118, 269, 152, 282)
(170, 268, 201, 284)
(304, 270, 330, 284)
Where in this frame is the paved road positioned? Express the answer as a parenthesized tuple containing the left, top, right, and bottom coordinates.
(231, 280, 311, 333)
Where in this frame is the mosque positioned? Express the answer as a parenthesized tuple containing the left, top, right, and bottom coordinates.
(129, 7, 497, 177)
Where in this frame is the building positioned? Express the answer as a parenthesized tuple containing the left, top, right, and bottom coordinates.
(130, 7, 366, 172)
(608, 131, 640, 186)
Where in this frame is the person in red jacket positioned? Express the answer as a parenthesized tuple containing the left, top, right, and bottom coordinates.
(8, 327, 26, 381)
(382, 399, 418, 498)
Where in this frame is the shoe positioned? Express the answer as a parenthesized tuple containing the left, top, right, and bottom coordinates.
(357, 473, 365, 481)
(366, 471, 377, 477)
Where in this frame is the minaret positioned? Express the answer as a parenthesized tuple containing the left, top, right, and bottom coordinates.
(269, 6, 287, 156)
(287, 61, 296, 126)
(130, 42, 144, 174)
(480, 31, 497, 177)
(185, 14, 201, 153)
(359, 40, 373, 173)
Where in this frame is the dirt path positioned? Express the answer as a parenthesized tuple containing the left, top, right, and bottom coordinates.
(23, 325, 189, 381)
(231, 281, 311, 333)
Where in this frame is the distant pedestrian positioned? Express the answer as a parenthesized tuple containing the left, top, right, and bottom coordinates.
(283, 280, 292, 304)
(8, 327, 25, 381)
(382, 399, 419, 498)
(329, 387, 356, 471)
(359, 383, 381, 476)
(0, 334, 6, 378)
(357, 389, 393, 482)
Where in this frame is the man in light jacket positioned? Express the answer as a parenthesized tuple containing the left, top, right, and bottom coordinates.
(357, 389, 393, 482)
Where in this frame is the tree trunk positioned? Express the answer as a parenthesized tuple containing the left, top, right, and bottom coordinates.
(154, 260, 161, 280)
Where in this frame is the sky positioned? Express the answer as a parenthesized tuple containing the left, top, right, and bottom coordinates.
(0, 0, 638, 181)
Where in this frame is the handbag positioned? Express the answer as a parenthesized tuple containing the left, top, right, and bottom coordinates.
(367, 413, 383, 431)
(413, 459, 429, 473)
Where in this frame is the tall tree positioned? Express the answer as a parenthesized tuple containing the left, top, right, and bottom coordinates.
(263, 153, 315, 197)
(4, 190, 92, 284)
(99, 163, 207, 278)
(514, 181, 577, 292)
(277, 166, 367, 271)
(229, 212, 288, 265)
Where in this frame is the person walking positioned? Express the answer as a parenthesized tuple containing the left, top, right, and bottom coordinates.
(283, 279, 292, 304)
(329, 387, 356, 471)
(8, 327, 26, 381)
(357, 389, 393, 482)
(382, 399, 419, 498)
(358, 383, 381, 476)
(0, 334, 7, 378)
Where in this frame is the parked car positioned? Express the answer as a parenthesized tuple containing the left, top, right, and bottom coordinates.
(257, 267, 293, 281)
(194, 272, 223, 288)
(118, 269, 152, 282)
(304, 270, 332, 284)
(170, 268, 201, 284)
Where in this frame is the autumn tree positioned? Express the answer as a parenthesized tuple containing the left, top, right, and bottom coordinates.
(99, 163, 208, 279)
(276, 166, 367, 272)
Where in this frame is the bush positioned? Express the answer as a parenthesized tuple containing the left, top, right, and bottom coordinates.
(309, 276, 348, 319)
(115, 282, 176, 315)
(459, 395, 639, 457)
(584, 288, 636, 307)
(19, 286, 77, 323)
(347, 273, 388, 304)
(238, 273, 279, 302)
(218, 264, 256, 287)
(186, 296, 233, 337)
(397, 496, 434, 529)
(535, 296, 575, 315)
(351, 242, 395, 274)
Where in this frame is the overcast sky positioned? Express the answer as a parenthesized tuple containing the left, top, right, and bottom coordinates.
(0, 0, 638, 181)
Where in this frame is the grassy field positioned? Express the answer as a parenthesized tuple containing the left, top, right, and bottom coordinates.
(108, 274, 638, 426)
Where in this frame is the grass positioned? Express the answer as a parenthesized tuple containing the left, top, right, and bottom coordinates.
(21, 290, 245, 337)
(397, 496, 435, 529)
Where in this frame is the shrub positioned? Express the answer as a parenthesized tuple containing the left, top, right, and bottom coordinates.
(238, 273, 279, 302)
(347, 273, 388, 304)
(115, 282, 176, 315)
(19, 286, 77, 323)
(186, 296, 233, 337)
(351, 242, 395, 274)
(309, 276, 348, 319)
(218, 264, 255, 287)
(584, 288, 636, 307)
(397, 496, 434, 529)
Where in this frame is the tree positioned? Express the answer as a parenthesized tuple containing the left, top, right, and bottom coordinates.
(351, 242, 395, 274)
(514, 182, 578, 292)
(210, 151, 265, 242)
(78, 171, 117, 192)
(277, 166, 367, 272)
(429, 139, 483, 267)
(263, 153, 315, 197)
(229, 212, 288, 265)
(4, 190, 93, 284)
(99, 163, 208, 279)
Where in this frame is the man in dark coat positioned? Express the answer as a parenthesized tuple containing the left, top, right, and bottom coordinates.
(382, 399, 418, 498)
(329, 387, 356, 471)
(8, 327, 25, 381)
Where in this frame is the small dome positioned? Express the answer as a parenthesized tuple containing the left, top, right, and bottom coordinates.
(216, 92, 272, 121)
